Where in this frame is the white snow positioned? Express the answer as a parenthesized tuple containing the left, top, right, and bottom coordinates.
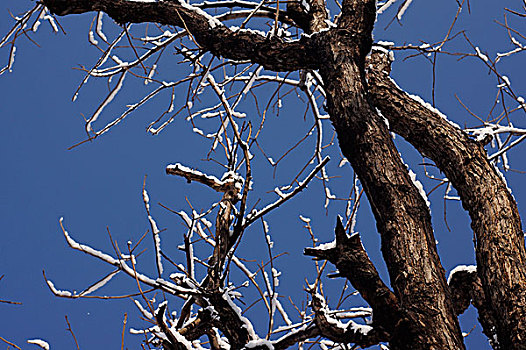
(134, 299, 154, 319)
(89, 31, 99, 45)
(377, 40, 395, 46)
(376, 107, 389, 129)
(272, 268, 281, 287)
(27, 339, 50, 350)
(142, 189, 150, 210)
(87, 71, 127, 132)
(46, 279, 72, 297)
(324, 186, 336, 208)
(316, 240, 336, 251)
(397, 0, 413, 20)
(275, 297, 292, 325)
(315, 293, 372, 335)
(338, 158, 349, 167)
(350, 321, 374, 335)
(372, 44, 395, 62)
(178, 210, 194, 228)
(266, 234, 274, 248)
(166, 163, 223, 185)
(263, 220, 270, 234)
(301, 0, 311, 12)
(60, 218, 192, 296)
(223, 291, 256, 338)
(80, 269, 119, 296)
(172, 330, 194, 350)
(407, 92, 462, 130)
(148, 214, 163, 274)
(246, 340, 274, 349)
(242, 66, 262, 96)
(178, 0, 222, 28)
(408, 169, 430, 207)
(475, 47, 489, 62)
(447, 264, 476, 284)
(201, 217, 213, 228)
(32, 10, 46, 32)
(145, 64, 157, 85)
(377, 0, 397, 14)
(96, 12, 108, 42)
(8, 46, 16, 73)
(299, 215, 311, 223)
(492, 162, 513, 195)
(43, 15, 58, 32)
(274, 187, 286, 198)
(143, 187, 163, 274)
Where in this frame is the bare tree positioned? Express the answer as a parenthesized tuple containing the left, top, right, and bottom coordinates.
(2, 0, 526, 349)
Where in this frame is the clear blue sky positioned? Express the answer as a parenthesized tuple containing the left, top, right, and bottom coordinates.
(1, 0, 524, 349)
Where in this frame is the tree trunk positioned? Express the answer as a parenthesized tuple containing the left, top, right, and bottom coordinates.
(317, 28, 464, 348)
(367, 51, 526, 349)
(38, 0, 526, 348)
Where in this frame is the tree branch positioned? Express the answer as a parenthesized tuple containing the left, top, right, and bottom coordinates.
(447, 266, 499, 348)
(310, 292, 387, 347)
(367, 48, 526, 349)
(42, 0, 320, 72)
(304, 217, 399, 334)
(317, 1, 464, 345)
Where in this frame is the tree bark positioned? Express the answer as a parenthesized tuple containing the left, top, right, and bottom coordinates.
(39, 0, 526, 348)
(367, 51, 526, 349)
(313, 2, 464, 348)
(43, 0, 319, 72)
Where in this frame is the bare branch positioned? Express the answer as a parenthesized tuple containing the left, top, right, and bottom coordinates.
(43, 0, 320, 72)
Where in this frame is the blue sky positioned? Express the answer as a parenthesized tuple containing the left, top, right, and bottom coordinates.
(1, 0, 525, 349)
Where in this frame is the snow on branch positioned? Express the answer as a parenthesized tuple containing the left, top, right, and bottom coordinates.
(42, 0, 319, 72)
(0, 4, 46, 75)
(57, 218, 196, 297)
(309, 292, 386, 347)
(27, 339, 50, 350)
(243, 156, 330, 228)
(166, 163, 244, 193)
(377, 0, 414, 20)
(447, 265, 477, 285)
(143, 181, 163, 276)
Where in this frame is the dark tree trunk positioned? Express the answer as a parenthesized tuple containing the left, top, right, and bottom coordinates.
(317, 31, 464, 350)
(38, 0, 526, 348)
(367, 52, 526, 349)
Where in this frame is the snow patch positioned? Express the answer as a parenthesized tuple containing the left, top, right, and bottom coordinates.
(27, 339, 50, 350)
(447, 265, 476, 284)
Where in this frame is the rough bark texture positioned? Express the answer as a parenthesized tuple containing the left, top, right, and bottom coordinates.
(312, 1, 464, 348)
(39, 0, 526, 349)
(448, 268, 499, 347)
(367, 51, 526, 349)
(305, 218, 400, 335)
(43, 0, 320, 72)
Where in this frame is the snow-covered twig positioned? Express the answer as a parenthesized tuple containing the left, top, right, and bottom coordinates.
(243, 156, 330, 228)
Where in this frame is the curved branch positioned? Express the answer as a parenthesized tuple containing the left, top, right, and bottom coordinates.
(367, 49, 526, 349)
(317, 4, 463, 345)
(271, 324, 320, 350)
(42, 0, 320, 72)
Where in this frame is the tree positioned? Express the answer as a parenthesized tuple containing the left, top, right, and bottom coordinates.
(1, 0, 525, 349)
